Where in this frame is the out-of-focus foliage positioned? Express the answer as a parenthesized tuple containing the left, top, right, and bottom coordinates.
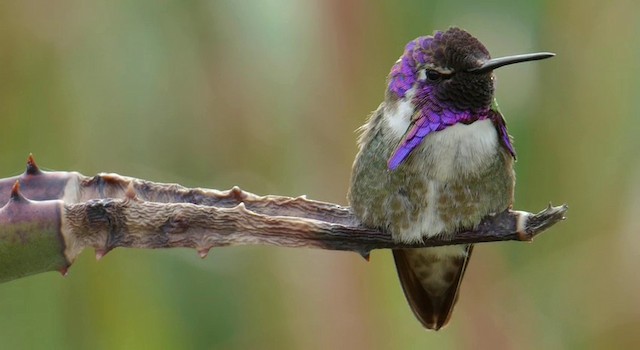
(0, 1, 638, 349)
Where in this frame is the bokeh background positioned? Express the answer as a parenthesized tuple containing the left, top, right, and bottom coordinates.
(0, 0, 638, 349)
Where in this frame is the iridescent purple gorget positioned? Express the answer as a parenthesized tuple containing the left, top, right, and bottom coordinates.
(386, 34, 515, 170)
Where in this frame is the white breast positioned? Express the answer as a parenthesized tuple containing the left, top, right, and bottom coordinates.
(421, 119, 499, 181)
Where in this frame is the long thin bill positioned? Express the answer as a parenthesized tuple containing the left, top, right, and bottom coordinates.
(468, 52, 555, 74)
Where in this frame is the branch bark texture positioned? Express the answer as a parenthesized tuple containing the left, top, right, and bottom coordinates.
(0, 155, 567, 283)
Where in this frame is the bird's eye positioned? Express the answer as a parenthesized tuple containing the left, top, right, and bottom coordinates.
(425, 70, 442, 82)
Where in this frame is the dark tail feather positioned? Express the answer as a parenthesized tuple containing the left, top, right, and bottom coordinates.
(392, 245, 473, 330)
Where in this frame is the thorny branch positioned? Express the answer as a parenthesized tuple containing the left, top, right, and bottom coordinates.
(0, 155, 567, 283)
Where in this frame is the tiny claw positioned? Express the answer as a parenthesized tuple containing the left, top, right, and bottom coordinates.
(197, 248, 210, 259)
(25, 153, 42, 175)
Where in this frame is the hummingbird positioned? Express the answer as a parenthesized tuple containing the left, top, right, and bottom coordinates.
(348, 27, 553, 330)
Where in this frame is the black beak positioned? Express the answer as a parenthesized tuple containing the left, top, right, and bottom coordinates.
(467, 52, 555, 74)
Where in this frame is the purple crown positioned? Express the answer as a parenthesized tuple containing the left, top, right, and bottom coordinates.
(387, 28, 490, 99)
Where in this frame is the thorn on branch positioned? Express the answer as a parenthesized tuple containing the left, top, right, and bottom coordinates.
(95, 248, 107, 261)
(228, 186, 248, 201)
(9, 181, 25, 202)
(26, 153, 42, 176)
(58, 266, 69, 277)
(360, 251, 371, 261)
(197, 248, 210, 259)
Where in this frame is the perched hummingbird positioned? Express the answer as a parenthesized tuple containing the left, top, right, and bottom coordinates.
(348, 27, 553, 330)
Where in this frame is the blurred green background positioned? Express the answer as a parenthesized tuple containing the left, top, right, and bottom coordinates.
(1, 0, 639, 349)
